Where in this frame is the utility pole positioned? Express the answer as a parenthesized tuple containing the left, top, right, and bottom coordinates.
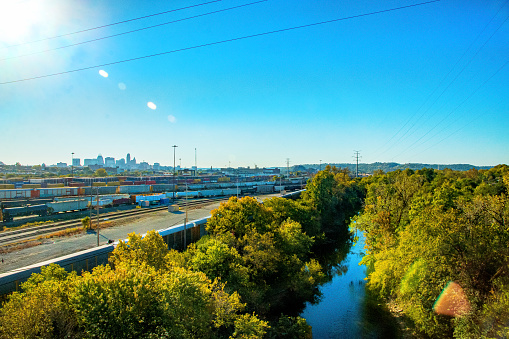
(183, 182, 188, 249)
(319, 160, 322, 171)
(96, 187, 100, 246)
(71, 152, 74, 182)
(172, 145, 178, 200)
(286, 158, 290, 179)
(353, 151, 361, 178)
(194, 148, 197, 172)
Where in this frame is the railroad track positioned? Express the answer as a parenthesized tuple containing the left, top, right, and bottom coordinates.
(0, 198, 225, 247)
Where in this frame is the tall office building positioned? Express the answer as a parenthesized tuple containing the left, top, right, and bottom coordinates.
(105, 157, 115, 167)
(97, 154, 104, 166)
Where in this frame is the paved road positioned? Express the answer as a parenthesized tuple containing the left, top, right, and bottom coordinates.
(0, 194, 280, 274)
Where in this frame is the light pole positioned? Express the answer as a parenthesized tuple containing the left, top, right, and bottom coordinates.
(319, 160, 322, 171)
(71, 152, 74, 181)
(172, 145, 178, 200)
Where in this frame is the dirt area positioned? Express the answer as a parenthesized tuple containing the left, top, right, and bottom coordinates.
(0, 194, 279, 274)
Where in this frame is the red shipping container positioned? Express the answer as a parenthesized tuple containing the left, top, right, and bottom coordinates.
(31, 189, 40, 198)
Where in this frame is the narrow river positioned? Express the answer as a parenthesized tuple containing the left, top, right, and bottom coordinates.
(301, 232, 397, 338)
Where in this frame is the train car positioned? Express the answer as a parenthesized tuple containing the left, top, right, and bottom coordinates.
(117, 185, 151, 194)
(175, 191, 199, 199)
(222, 188, 239, 196)
(200, 189, 223, 197)
(133, 194, 166, 204)
(188, 184, 205, 190)
(0, 189, 34, 199)
(89, 199, 113, 208)
(256, 185, 275, 194)
(240, 187, 255, 195)
(1, 204, 48, 222)
(98, 186, 117, 195)
(112, 198, 131, 206)
(151, 184, 176, 193)
(38, 187, 79, 198)
(47, 200, 89, 213)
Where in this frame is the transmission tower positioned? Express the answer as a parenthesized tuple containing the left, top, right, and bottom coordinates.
(353, 151, 361, 178)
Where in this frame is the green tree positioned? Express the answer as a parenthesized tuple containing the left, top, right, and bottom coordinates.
(94, 168, 108, 177)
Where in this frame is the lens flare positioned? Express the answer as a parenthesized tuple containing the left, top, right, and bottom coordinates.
(118, 82, 126, 90)
(167, 115, 176, 123)
(147, 102, 157, 110)
(99, 70, 108, 78)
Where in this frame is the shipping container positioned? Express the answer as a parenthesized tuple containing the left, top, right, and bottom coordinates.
(106, 181, 120, 186)
(92, 182, 106, 187)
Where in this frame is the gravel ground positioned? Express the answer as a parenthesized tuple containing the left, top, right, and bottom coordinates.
(0, 194, 279, 274)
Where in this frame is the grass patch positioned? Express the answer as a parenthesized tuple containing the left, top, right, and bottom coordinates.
(0, 240, 44, 254)
(42, 227, 84, 239)
(1, 220, 54, 232)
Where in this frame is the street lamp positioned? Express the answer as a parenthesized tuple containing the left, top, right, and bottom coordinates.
(319, 160, 322, 171)
(172, 145, 178, 200)
(71, 152, 74, 182)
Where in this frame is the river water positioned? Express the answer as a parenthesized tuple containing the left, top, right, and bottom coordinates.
(301, 232, 396, 338)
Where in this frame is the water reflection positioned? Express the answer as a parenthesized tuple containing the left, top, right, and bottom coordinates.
(301, 232, 398, 338)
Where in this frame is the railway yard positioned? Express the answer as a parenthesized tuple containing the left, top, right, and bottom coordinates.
(0, 193, 279, 274)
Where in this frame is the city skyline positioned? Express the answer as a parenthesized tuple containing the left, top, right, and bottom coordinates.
(1, 0, 508, 167)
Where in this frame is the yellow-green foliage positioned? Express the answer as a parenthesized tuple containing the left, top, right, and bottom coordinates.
(354, 166, 509, 337)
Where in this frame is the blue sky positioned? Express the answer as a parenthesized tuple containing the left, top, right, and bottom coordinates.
(1, 0, 508, 168)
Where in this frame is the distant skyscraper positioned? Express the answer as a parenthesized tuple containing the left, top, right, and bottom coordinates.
(97, 154, 104, 166)
(126, 153, 131, 164)
(105, 157, 115, 167)
(84, 159, 97, 166)
(72, 158, 81, 167)
(116, 158, 126, 168)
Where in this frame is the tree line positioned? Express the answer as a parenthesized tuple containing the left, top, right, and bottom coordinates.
(354, 165, 509, 338)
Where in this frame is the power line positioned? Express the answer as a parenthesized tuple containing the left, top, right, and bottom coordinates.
(392, 57, 509, 159)
(1, 0, 268, 61)
(373, 0, 508, 157)
(0, 0, 440, 85)
(393, 9, 509, 147)
(0, 0, 222, 49)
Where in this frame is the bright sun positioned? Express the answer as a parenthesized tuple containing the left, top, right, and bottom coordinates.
(0, 1, 45, 45)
